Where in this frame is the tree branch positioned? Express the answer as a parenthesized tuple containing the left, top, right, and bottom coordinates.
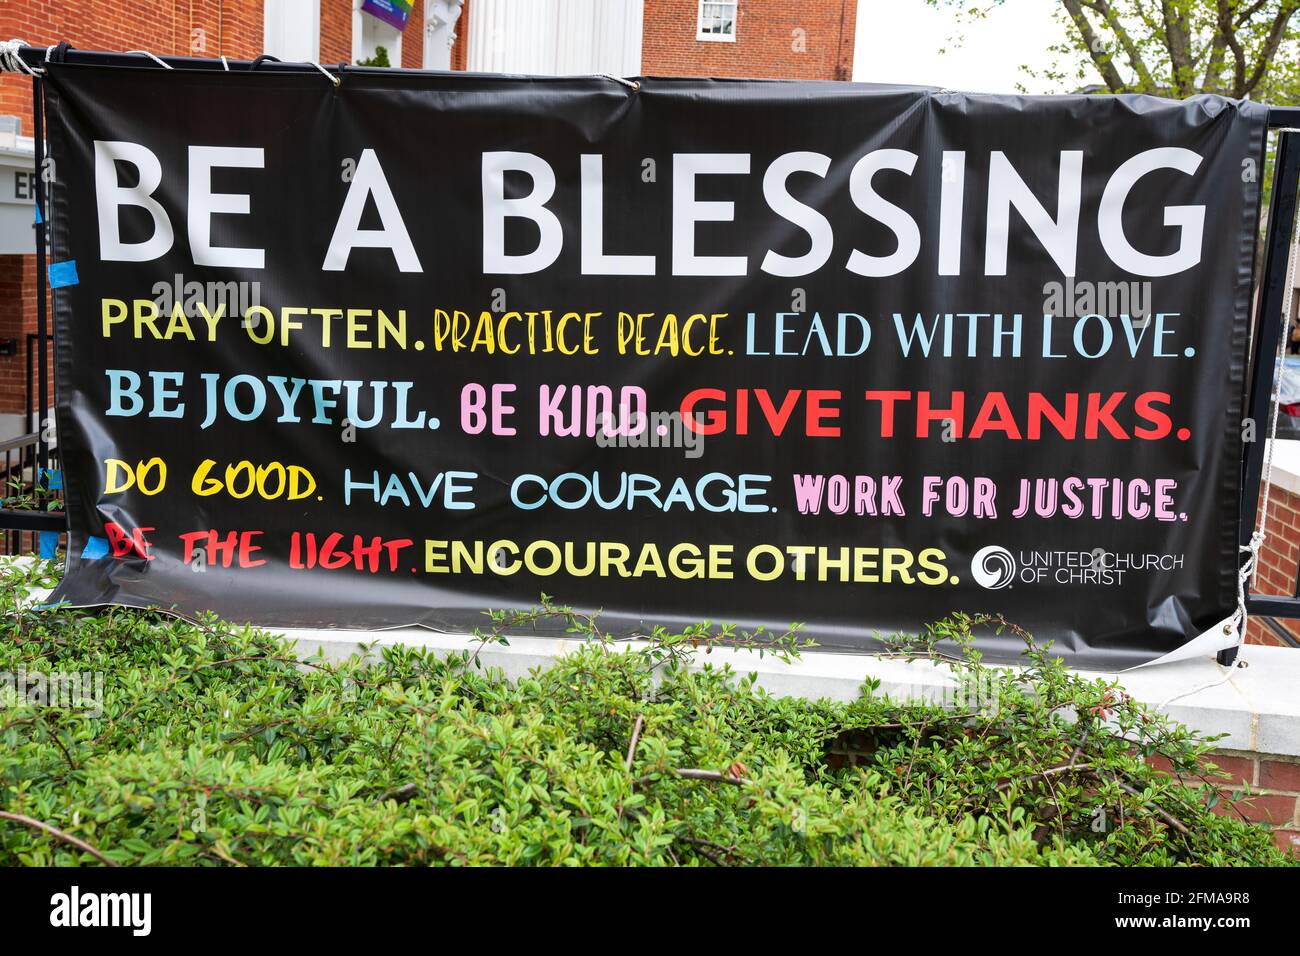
(0, 810, 118, 866)
(995, 762, 1094, 792)
(1116, 780, 1191, 836)
(624, 714, 644, 771)
(1219, 0, 1251, 96)
(634, 767, 754, 788)
(1203, 30, 1228, 94)
(1078, 0, 1158, 89)
(1160, 0, 1195, 95)
(1063, 0, 1129, 91)
(1240, 2, 1300, 96)
(1235, 0, 1270, 28)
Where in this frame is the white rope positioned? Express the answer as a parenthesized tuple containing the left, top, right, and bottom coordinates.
(0, 39, 44, 75)
(1158, 129, 1300, 712)
(1153, 664, 1241, 711)
(126, 49, 173, 69)
(599, 73, 639, 90)
(310, 61, 341, 87)
(220, 56, 229, 71)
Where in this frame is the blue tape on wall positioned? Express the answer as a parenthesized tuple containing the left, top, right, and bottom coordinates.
(47, 260, 79, 288)
(79, 535, 108, 559)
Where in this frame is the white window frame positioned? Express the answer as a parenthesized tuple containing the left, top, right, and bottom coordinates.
(696, 0, 738, 42)
(353, 0, 404, 66)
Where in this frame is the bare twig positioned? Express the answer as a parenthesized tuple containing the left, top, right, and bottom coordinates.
(43, 714, 77, 771)
(1067, 726, 1091, 770)
(0, 810, 117, 866)
(996, 762, 1094, 793)
(372, 783, 420, 806)
(678, 835, 726, 866)
(624, 714, 645, 771)
(224, 718, 295, 746)
(678, 834, 749, 866)
(1116, 780, 1191, 836)
(635, 768, 754, 789)
(901, 716, 932, 790)
(1062, 0, 1130, 91)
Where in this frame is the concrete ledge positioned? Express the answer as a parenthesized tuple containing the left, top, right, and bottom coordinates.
(282, 625, 1300, 758)
(1265, 438, 1300, 497)
(12, 566, 1300, 758)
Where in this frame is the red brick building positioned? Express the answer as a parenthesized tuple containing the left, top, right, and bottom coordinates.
(642, 0, 856, 80)
(0, 1, 265, 436)
(0, 0, 857, 434)
(1246, 445, 1300, 648)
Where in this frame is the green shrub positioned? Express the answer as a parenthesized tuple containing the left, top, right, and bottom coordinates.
(0, 561, 1291, 866)
(354, 45, 390, 67)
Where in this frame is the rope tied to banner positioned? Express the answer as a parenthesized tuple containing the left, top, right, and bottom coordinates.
(1157, 132, 1300, 710)
(310, 62, 341, 88)
(1153, 132, 1300, 709)
(599, 73, 640, 91)
(1238, 133, 1300, 629)
(125, 49, 173, 70)
(4, 45, 340, 85)
(0, 39, 44, 75)
(251, 52, 340, 88)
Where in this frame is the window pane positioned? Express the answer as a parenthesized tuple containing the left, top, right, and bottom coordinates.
(699, 1, 737, 36)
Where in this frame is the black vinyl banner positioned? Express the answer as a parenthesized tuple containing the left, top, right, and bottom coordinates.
(42, 64, 1267, 667)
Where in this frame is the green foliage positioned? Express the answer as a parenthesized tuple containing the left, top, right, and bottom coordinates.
(0, 560, 1291, 866)
(930, 1, 1300, 102)
(2, 475, 63, 512)
(355, 45, 391, 68)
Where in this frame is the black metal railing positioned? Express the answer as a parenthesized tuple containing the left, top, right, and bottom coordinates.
(26, 332, 53, 436)
(0, 430, 65, 556)
(1244, 128, 1300, 635)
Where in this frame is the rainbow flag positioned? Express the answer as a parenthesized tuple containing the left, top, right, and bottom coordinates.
(361, 0, 414, 32)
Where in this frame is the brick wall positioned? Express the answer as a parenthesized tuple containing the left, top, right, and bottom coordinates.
(829, 730, 1300, 858)
(0, 1, 264, 419)
(1151, 750, 1300, 857)
(402, 0, 425, 68)
(0, 254, 44, 427)
(320, 1, 429, 67)
(641, 0, 857, 80)
(321, 0, 352, 64)
(450, 0, 470, 71)
(1, 1, 264, 135)
(1246, 483, 1300, 647)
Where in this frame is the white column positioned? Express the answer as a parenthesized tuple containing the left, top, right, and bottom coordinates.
(424, 0, 466, 70)
(468, 0, 642, 75)
(263, 0, 322, 62)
